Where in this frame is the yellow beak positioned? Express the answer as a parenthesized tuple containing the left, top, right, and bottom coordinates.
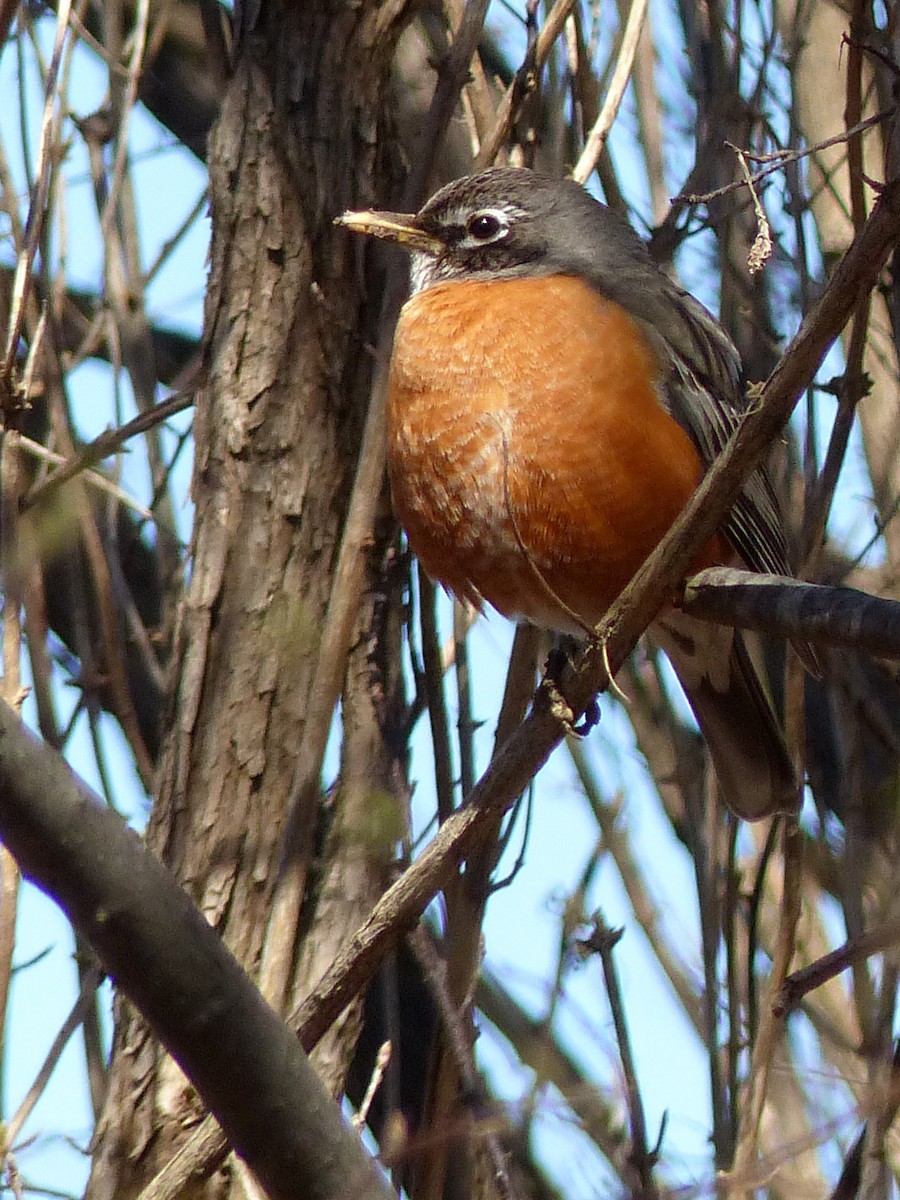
(336, 209, 443, 256)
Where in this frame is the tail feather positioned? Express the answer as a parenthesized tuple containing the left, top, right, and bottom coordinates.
(653, 613, 799, 821)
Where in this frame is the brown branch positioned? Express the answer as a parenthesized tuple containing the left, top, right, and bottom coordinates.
(568, 740, 703, 1034)
(475, 0, 578, 169)
(0, 699, 396, 1200)
(672, 108, 892, 206)
(20, 389, 193, 513)
(681, 566, 900, 659)
(579, 916, 659, 1200)
(729, 821, 803, 1196)
(571, 0, 648, 185)
(3, 966, 104, 1153)
(1, 0, 72, 396)
(775, 917, 900, 1017)
(418, 572, 457, 823)
(407, 927, 514, 1200)
(476, 970, 631, 1172)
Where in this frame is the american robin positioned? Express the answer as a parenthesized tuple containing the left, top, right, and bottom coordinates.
(340, 167, 799, 820)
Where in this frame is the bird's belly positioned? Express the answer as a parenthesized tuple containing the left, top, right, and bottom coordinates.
(387, 275, 716, 633)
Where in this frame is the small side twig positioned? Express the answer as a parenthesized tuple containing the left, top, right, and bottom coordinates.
(728, 142, 772, 273)
(21, 388, 194, 513)
(407, 925, 513, 1200)
(571, 0, 649, 186)
(579, 914, 659, 1200)
(476, 0, 578, 169)
(3, 965, 104, 1154)
(672, 108, 892, 207)
(1, 0, 73, 395)
(728, 819, 803, 1198)
(776, 917, 900, 1017)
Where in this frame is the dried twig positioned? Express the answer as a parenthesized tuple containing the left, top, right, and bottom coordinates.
(476, 0, 578, 169)
(1, 0, 73, 394)
(728, 821, 803, 1196)
(776, 917, 900, 1017)
(728, 142, 773, 273)
(571, 0, 648, 185)
(22, 388, 194, 514)
(673, 109, 891, 206)
(579, 915, 659, 1200)
(3, 966, 104, 1155)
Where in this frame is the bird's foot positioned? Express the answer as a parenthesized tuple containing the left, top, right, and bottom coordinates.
(542, 636, 601, 737)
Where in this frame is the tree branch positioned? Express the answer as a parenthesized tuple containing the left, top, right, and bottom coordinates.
(682, 566, 900, 659)
(0, 700, 395, 1200)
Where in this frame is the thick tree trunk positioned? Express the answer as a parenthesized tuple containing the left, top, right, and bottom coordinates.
(86, 3, 409, 1196)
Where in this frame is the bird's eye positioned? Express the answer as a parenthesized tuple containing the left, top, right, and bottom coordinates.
(467, 211, 504, 241)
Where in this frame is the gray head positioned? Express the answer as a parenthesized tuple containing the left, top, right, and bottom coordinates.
(339, 167, 654, 295)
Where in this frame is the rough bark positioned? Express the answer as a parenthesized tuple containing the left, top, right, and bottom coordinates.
(86, 2, 409, 1196)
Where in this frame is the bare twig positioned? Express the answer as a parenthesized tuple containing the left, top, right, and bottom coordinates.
(728, 821, 803, 1196)
(21, 388, 194, 513)
(571, 0, 648, 185)
(453, 602, 476, 798)
(673, 109, 892, 206)
(1, 0, 73, 393)
(776, 917, 900, 1017)
(476, 0, 578, 169)
(17, 435, 153, 519)
(568, 742, 703, 1034)
(3, 967, 104, 1154)
(408, 926, 514, 1200)
(579, 915, 659, 1200)
(419, 571, 457, 823)
(351, 1041, 392, 1133)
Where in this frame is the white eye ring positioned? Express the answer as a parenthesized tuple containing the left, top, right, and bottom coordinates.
(464, 209, 509, 244)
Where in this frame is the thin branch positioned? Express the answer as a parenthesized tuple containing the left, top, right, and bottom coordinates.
(568, 742, 703, 1034)
(579, 916, 659, 1200)
(453, 602, 476, 798)
(408, 926, 514, 1200)
(571, 0, 648, 186)
(476, 0, 578, 169)
(17, 435, 153, 519)
(672, 108, 892, 206)
(3, 966, 104, 1153)
(419, 571, 457, 823)
(776, 917, 900, 1017)
(1, 0, 73, 392)
(728, 820, 803, 1196)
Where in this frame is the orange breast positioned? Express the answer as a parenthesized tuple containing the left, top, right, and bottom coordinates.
(387, 274, 723, 633)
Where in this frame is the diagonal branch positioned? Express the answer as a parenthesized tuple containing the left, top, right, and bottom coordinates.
(0, 700, 396, 1200)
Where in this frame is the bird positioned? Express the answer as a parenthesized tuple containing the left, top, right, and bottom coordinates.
(339, 167, 799, 820)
